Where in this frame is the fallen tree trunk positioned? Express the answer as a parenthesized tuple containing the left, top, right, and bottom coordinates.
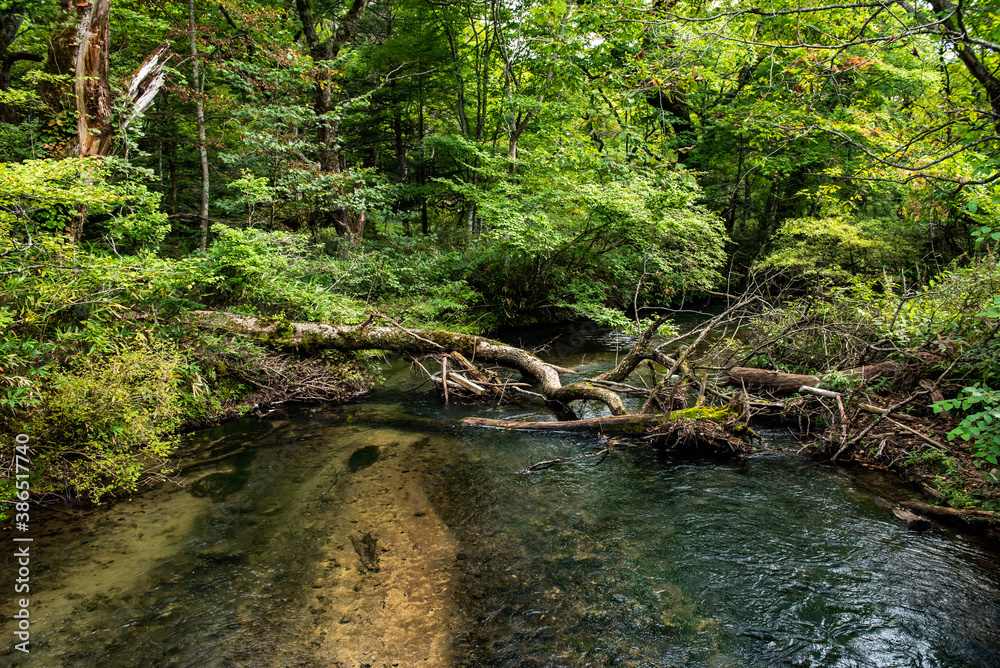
(901, 500, 999, 523)
(458, 414, 672, 434)
(727, 367, 820, 393)
(727, 361, 901, 394)
(190, 311, 627, 415)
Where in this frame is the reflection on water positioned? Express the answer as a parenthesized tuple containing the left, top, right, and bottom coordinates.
(1, 337, 999, 667)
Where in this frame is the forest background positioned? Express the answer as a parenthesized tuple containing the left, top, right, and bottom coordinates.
(1, 0, 999, 514)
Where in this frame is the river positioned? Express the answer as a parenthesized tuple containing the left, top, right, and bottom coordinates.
(3, 322, 999, 667)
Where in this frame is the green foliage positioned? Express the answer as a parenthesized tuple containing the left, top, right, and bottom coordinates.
(820, 370, 863, 393)
(763, 215, 921, 280)
(205, 226, 365, 322)
(972, 224, 1000, 251)
(933, 385, 1000, 467)
(440, 155, 728, 324)
(904, 449, 981, 508)
(305, 233, 486, 329)
(0, 157, 168, 252)
(27, 342, 184, 502)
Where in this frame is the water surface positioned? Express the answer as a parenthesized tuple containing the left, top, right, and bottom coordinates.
(3, 326, 999, 667)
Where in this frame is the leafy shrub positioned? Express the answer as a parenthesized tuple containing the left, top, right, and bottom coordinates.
(933, 385, 1000, 467)
(0, 157, 168, 253)
(904, 449, 980, 508)
(27, 342, 184, 502)
(453, 168, 728, 325)
(206, 225, 365, 322)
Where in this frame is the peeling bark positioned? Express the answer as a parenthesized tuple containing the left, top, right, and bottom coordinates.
(190, 311, 628, 415)
(74, 0, 112, 158)
(41, 0, 170, 243)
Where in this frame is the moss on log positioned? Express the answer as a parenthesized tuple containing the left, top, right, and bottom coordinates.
(458, 414, 672, 434)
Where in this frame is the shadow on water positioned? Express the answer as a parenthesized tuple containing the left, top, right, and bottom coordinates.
(347, 444, 380, 472)
(2, 329, 999, 667)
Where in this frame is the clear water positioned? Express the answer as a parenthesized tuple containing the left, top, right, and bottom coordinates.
(3, 324, 999, 667)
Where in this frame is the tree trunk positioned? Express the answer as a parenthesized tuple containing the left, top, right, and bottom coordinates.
(41, 0, 169, 243)
(294, 0, 371, 245)
(459, 414, 671, 434)
(928, 0, 1000, 131)
(190, 310, 628, 415)
(727, 362, 900, 394)
(190, 0, 210, 252)
(73, 0, 113, 159)
(728, 367, 821, 394)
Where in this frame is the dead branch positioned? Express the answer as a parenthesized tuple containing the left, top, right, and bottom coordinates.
(373, 312, 444, 350)
(520, 448, 611, 474)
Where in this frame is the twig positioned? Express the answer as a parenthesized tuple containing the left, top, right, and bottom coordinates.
(511, 386, 548, 401)
(520, 447, 612, 474)
(372, 312, 444, 350)
(884, 417, 948, 451)
(835, 393, 848, 452)
(546, 363, 579, 375)
(520, 457, 570, 473)
(442, 356, 449, 405)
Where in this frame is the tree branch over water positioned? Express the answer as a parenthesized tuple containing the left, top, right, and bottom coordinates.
(190, 310, 629, 415)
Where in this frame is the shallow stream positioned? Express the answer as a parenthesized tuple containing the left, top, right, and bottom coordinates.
(3, 322, 999, 666)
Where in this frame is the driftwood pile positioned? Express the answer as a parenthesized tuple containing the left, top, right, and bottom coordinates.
(411, 351, 535, 405)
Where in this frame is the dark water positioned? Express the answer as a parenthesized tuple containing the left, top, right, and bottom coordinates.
(3, 324, 1000, 667)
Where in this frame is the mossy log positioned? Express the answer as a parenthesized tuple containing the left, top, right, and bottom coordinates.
(458, 414, 672, 434)
(459, 407, 733, 435)
(190, 310, 627, 415)
(901, 500, 999, 524)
